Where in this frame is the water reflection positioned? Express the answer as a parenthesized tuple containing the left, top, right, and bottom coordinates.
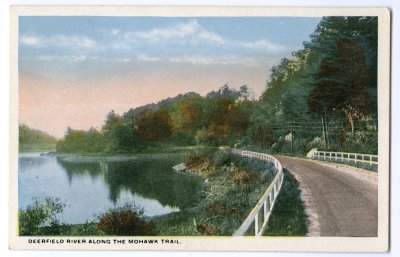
(56, 156, 204, 210)
(19, 153, 204, 224)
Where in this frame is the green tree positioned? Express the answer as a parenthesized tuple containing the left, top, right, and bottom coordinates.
(111, 123, 146, 152)
(102, 110, 123, 135)
(19, 124, 57, 151)
(308, 39, 371, 134)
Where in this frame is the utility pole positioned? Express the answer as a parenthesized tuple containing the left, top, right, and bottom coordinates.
(290, 122, 294, 152)
(324, 113, 330, 150)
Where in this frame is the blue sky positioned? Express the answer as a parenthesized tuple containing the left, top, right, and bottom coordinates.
(19, 16, 321, 137)
(19, 16, 321, 82)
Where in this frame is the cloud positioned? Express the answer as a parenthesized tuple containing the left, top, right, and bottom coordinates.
(20, 34, 99, 50)
(197, 30, 225, 45)
(120, 20, 285, 54)
(117, 58, 131, 63)
(111, 29, 120, 35)
(112, 42, 130, 50)
(169, 55, 262, 67)
(57, 35, 96, 49)
(125, 20, 225, 45)
(137, 54, 262, 67)
(21, 20, 286, 71)
(241, 39, 285, 52)
(20, 35, 43, 46)
(137, 54, 160, 62)
(71, 55, 87, 62)
(36, 55, 88, 62)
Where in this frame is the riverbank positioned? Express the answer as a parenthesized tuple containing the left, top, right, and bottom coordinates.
(19, 143, 56, 153)
(152, 149, 278, 236)
(19, 148, 307, 236)
(40, 146, 211, 162)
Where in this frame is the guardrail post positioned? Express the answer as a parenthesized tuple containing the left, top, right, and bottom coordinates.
(268, 193, 273, 211)
(308, 150, 378, 168)
(254, 212, 259, 236)
(263, 199, 268, 222)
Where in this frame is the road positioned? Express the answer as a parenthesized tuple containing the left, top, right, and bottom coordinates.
(275, 156, 378, 237)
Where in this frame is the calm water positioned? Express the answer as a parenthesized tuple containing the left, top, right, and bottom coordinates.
(18, 152, 204, 224)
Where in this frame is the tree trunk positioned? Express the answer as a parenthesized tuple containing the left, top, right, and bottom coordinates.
(347, 113, 355, 135)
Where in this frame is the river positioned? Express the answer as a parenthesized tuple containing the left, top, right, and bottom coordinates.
(18, 152, 204, 224)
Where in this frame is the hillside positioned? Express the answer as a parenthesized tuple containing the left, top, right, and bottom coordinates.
(19, 124, 57, 152)
(123, 92, 201, 119)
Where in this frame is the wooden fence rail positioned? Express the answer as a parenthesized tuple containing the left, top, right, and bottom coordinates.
(219, 147, 284, 236)
(308, 149, 378, 167)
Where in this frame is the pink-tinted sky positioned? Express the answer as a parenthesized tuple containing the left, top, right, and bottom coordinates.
(19, 65, 268, 138)
(19, 16, 321, 138)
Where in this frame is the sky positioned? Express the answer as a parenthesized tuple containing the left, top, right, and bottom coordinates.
(19, 16, 321, 138)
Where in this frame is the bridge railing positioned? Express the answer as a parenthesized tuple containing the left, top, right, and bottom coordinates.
(219, 147, 284, 236)
(309, 149, 378, 167)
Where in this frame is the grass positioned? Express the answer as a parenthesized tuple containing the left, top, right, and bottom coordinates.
(263, 169, 308, 236)
(152, 150, 277, 236)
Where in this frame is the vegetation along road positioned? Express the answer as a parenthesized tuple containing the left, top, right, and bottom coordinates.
(275, 156, 378, 237)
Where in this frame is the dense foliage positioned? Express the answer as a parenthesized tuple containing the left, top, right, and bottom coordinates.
(19, 197, 65, 236)
(154, 149, 277, 236)
(249, 16, 378, 155)
(56, 16, 378, 155)
(19, 124, 57, 152)
(56, 85, 252, 154)
(97, 204, 155, 236)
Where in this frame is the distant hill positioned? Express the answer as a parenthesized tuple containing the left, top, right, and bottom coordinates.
(19, 124, 57, 152)
(123, 92, 201, 119)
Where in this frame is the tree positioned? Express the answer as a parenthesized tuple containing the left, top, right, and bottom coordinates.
(207, 99, 249, 145)
(206, 84, 240, 100)
(308, 39, 371, 135)
(335, 39, 371, 133)
(254, 123, 274, 150)
(169, 99, 204, 134)
(111, 123, 146, 152)
(137, 110, 173, 142)
(307, 16, 377, 111)
(102, 110, 123, 135)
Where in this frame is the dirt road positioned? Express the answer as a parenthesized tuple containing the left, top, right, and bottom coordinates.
(275, 156, 378, 237)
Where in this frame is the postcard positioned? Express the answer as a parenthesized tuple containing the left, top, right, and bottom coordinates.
(9, 6, 390, 252)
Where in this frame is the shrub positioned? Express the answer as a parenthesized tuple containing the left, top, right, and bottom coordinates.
(97, 205, 155, 236)
(19, 197, 65, 236)
(230, 170, 258, 186)
(196, 224, 221, 235)
(205, 202, 243, 218)
(186, 152, 210, 167)
(213, 151, 233, 167)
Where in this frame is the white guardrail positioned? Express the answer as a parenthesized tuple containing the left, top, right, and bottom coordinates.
(308, 148, 378, 167)
(219, 147, 284, 236)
